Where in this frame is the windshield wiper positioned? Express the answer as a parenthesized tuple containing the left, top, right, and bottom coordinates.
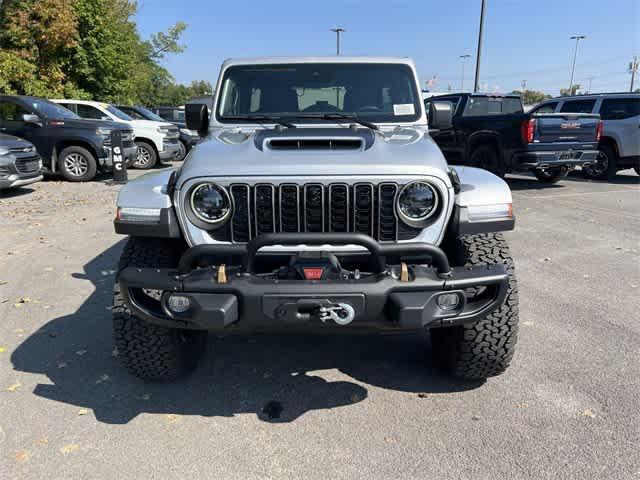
(293, 113, 379, 131)
(222, 114, 296, 128)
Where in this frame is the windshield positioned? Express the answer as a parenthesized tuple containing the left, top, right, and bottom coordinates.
(136, 106, 166, 122)
(216, 63, 422, 124)
(463, 96, 523, 116)
(106, 105, 133, 121)
(28, 99, 80, 120)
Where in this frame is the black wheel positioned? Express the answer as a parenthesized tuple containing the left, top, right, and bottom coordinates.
(533, 167, 567, 183)
(133, 141, 157, 169)
(175, 140, 188, 161)
(58, 146, 98, 182)
(113, 237, 206, 380)
(430, 233, 519, 380)
(583, 144, 617, 180)
(469, 145, 505, 178)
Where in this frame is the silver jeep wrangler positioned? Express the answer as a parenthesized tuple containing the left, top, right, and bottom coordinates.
(113, 57, 519, 381)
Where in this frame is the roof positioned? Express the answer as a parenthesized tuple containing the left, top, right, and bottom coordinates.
(50, 99, 109, 106)
(221, 56, 416, 68)
(542, 92, 640, 102)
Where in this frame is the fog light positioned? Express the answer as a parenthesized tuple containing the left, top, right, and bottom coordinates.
(166, 294, 191, 313)
(437, 293, 461, 311)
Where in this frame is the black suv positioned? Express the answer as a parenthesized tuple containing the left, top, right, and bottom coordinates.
(117, 105, 199, 161)
(0, 96, 136, 181)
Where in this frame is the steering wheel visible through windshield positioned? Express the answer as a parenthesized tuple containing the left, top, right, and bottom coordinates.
(216, 63, 421, 124)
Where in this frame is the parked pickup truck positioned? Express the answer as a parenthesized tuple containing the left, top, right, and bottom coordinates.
(0, 95, 136, 181)
(532, 93, 640, 179)
(112, 56, 519, 383)
(425, 93, 602, 183)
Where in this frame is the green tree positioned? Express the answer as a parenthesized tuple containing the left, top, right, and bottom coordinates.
(560, 84, 581, 96)
(512, 89, 552, 105)
(0, 0, 78, 96)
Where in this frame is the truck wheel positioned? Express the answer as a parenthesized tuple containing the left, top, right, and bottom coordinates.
(583, 144, 617, 180)
(175, 140, 187, 161)
(533, 167, 567, 183)
(133, 141, 157, 169)
(430, 233, 519, 380)
(112, 237, 206, 380)
(58, 146, 98, 182)
(469, 145, 505, 178)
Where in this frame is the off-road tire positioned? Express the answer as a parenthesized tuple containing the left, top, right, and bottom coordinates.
(58, 146, 98, 182)
(430, 233, 519, 380)
(113, 237, 206, 380)
(533, 167, 567, 183)
(469, 144, 506, 178)
(583, 143, 617, 180)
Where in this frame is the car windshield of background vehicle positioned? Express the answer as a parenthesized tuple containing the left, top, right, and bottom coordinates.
(463, 96, 524, 116)
(106, 105, 133, 121)
(136, 106, 166, 122)
(29, 99, 80, 120)
(217, 63, 422, 124)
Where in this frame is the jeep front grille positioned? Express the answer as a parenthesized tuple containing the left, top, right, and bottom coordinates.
(215, 182, 421, 243)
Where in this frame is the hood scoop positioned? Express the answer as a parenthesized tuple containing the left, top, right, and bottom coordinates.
(254, 127, 375, 152)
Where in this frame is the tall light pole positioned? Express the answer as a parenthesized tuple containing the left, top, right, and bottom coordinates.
(459, 55, 471, 91)
(629, 56, 639, 92)
(521, 79, 527, 92)
(473, 0, 487, 92)
(585, 76, 594, 93)
(568, 34, 586, 94)
(330, 28, 346, 56)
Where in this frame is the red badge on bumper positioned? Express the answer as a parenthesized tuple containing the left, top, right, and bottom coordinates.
(302, 268, 324, 280)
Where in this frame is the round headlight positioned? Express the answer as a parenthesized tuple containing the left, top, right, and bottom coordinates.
(190, 183, 232, 225)
(396, 181, 439, 226)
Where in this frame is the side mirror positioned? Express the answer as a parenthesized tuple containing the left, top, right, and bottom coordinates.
(186, 103, 209, 136)
(22, 113, 42, 126)
(428, 101, 453, 130)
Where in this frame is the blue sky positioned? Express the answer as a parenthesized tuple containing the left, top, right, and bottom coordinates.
(136, 0, 639, 95)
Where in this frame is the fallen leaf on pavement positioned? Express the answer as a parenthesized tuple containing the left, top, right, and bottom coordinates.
(581, 409, 596, 418)
(14, 450, 30, 462)
(166, 414, 181, 423)
(7, 382, 22, 392)
(35, 438, 49, 446)
(60, 443, 80, 455)
(77, 409, 89, 416)
(0, 347, 6, 353)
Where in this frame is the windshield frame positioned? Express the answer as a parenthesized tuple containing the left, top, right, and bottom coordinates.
(213, 61, 424, 127)
(105, 105, 133, 121)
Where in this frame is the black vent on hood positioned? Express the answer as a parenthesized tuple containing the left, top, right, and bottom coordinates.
(254, 127, 375, 151)
(268, 138, 363, 150)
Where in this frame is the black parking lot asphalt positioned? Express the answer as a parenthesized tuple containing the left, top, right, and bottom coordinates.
(0, 168, 638, 479)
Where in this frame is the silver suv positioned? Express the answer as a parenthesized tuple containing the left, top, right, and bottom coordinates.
(112, 57, 519, 382)
(532, 93, 640, 179)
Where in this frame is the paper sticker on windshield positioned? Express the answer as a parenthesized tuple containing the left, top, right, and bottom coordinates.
(393, 104, 415, 116)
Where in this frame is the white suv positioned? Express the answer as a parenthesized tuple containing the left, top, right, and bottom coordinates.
(51, 100, 180, 169)
(532, 93, 640, 179)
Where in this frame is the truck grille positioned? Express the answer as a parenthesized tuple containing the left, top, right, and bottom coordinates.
(215, 183, 422, 243)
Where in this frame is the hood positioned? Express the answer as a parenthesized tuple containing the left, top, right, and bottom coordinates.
(48, 118, 131, 132)
(130, 119, 175, 129)
(178, 126, 449, 183)
(0, 133, 33, 149)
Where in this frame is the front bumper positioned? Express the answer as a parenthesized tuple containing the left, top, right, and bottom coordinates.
(513, 149, 598, 170)
(0, 173, 43, 189)
(159, 141, 181, 162)
(117, 233, 509, 333)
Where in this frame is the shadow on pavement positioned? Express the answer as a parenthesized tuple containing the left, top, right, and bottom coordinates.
(562, 169, 640, 185)
(11, 241, 480, 425)
(0, 186, 36, 198)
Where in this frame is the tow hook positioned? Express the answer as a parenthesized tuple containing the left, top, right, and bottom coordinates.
(318, 303, 355, 325)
